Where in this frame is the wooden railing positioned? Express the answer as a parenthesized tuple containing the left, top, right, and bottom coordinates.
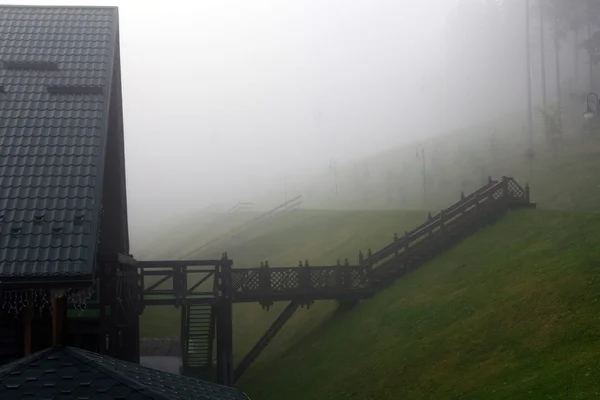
(179, 196, 303, 259)
(230, 261, 372, 303)
(363, 177, 532, 275)
(138, 259, 229, 307)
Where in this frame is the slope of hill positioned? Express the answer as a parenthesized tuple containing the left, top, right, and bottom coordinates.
(239, 209, 600, 400)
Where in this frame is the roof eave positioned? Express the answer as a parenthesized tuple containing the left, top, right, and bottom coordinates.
(0, 274, 94, 290)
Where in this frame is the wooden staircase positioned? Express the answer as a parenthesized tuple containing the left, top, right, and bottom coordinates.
(364, 177, 533, 289)
(180, 303, 216, 380)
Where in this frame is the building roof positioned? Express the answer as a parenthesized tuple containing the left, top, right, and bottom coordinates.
(0, 346, 250, 400)
(0, 5, 126, 282)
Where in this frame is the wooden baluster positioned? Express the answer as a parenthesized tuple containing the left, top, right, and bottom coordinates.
(502, 176, 510, 209)
(336, 260, 344, 289)
(439, 209, 446, 250)
(525, 183, 531, 203)
(301, 260, 311, 294)
(259, 261, 270, 294)
(403, 231, 410, 270)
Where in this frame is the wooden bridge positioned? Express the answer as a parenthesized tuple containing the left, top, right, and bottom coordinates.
(136, 176, 533, 387)
(138, 257, 372, 385)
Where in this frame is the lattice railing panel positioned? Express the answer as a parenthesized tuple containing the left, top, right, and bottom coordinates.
(232, 270, 260, 291)
(491, 186, 505, 200)
(310, 269, 338, 289)
(270, 268, 300, 292)
(507, 179, 525, 198)
(349, 268, 370, 288)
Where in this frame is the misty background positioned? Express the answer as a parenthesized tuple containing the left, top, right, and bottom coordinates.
(9, 0, 598, 254)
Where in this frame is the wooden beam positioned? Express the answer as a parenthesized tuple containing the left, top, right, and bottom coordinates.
(52, 296, 68, 346)
(138, 260, 230, 268)
(234, 300, 300, 382)
(117, 253, 138, 266)
(23, 301, 33, 355)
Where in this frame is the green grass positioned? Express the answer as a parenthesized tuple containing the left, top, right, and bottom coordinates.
(240, 209, 600, 399)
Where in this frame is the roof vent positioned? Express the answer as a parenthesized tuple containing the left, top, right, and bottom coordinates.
(0, 85, 5, 93)
(10, 227, 20, 237)
(3, 61, 59, 71)
(74, 214, 85, 225)
(52, 226, 63, 235)
(34, 214, 45, 224)
(47, 85, 104, 95)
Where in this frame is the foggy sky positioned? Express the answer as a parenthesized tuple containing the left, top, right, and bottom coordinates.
(7, 0, 458, 248)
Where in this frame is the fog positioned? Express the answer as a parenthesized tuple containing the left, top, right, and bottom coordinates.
(11, 0, 595, 253)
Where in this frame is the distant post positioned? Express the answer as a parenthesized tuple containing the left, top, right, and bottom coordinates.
(416, 145, 426, 206)
(329, 159, 339, 197)
(525, 0, 534, 157)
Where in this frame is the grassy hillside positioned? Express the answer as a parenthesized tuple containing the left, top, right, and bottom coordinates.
(137, 97, 600, 393)
(240, 209, 600, 400)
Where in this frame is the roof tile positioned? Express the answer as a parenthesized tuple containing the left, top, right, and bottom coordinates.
(0, 347, 250, 400)
(0, 6, 117, 279)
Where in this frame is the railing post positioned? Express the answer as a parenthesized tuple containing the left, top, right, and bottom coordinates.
(502, 176, 510, 209)
(173, 266, 182, 308)
(525, 183, 531, 203)
(216, 252, 234, 387)
(259, 261, 270, 293)
(393, 233, 399, 257)
(299, 260, 311, 294)
(335, 259, 344, 289)
(403, 231, 410, 269)
(181, 265, 188, 305)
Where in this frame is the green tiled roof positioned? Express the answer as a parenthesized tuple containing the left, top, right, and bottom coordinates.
(0, 346, 250, 400)
(0, 6, 119, 280)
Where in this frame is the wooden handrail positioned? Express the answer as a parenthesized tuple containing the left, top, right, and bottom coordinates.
(365, 177, 527, 268)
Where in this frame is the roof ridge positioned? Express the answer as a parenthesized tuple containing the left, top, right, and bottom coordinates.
(65, 347, 168, 400)
(0, 346, 55, 379)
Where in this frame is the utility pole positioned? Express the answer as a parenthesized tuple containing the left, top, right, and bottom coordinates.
(539, 0, 547, 111)
(416, 145, 426, 206)
(525, 0, 534, 157)
(329, 159, 339, 197)
(588, 0, 595, 93)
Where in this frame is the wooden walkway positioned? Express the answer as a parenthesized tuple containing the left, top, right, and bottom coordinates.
(137, 176, 533, 386)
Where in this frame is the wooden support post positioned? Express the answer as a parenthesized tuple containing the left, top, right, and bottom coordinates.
(502, 176, 510, 209)
(23, 299, 33, 356)
(52, 295, 68, 346)
(403, 231, 410, 269)
(439, 209, 446, 247)
(180, 305, 189, 370)
(216, 254, 234, 387)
